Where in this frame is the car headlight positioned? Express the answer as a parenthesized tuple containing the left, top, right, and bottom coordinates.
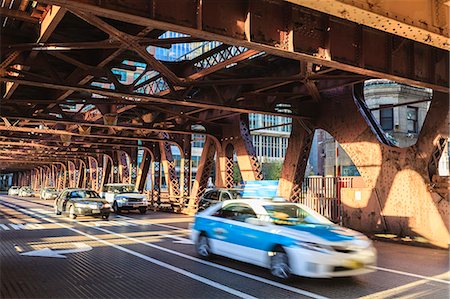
(295, 241, 332, 254)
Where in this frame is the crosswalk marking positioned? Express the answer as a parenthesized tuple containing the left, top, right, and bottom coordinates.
(0, 223, 10, 230)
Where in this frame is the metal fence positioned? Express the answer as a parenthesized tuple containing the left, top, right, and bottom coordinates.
(298, 176, 353, 224)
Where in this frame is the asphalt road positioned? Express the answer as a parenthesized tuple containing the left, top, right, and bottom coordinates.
(0, 194, 448, 299)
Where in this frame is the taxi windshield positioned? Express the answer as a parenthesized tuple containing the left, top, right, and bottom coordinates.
(262, 204, 331, 226)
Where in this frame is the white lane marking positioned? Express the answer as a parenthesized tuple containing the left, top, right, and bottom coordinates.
(369, 266, 450, 285)
(161, 234, 194, 244)
(358, 271, 450, 299)
(2, 202, 257, 299)
(115, 214, 185, 231)
(3, 200, 329, 299)
(80, 224, 328, 298)
(0, 223, 10, 230)
(9, 224, 26, 230)
(21, 243, 93, 259)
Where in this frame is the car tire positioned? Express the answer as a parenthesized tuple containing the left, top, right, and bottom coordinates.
(270, 246, 291, 280)
(138, 207, 147, 214)
(69, 205, 77, 219)
(54, 205, 61, 215)
(101, 213, 109, 220)
(113, 201, 121, 214)
(196, 233, 212, 259)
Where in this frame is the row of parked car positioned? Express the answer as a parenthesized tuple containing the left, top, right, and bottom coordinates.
(8, 183, 148, 220)
(8, 186, 58, 199)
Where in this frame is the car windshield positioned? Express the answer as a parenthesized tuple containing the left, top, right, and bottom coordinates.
(45, 188, 56, 192)
(69, 190, 100, 199)
(229, 190, 244, 199)
(262, 204, 331, 226)
(106, 185, 136, 193)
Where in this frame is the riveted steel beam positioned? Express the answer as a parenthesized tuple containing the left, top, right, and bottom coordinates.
(37, 0, 448, 92)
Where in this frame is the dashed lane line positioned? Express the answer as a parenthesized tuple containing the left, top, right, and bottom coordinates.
(0, 199, 329, 299)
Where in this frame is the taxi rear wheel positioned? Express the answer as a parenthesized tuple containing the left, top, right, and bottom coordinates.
(196, 233, 212, 259)
(270, 247, 291, 280)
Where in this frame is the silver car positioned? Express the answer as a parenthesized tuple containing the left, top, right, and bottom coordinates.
(40, 187, 59, 200)
(102, 183, 148, 214)
(8, 186, 20, 196)
(18, 186, 33, 197)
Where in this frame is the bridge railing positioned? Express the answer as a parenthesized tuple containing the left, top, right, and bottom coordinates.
(297, 176, 354, 225)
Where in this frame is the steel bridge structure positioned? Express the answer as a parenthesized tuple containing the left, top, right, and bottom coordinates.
(0, 0, 448, 247)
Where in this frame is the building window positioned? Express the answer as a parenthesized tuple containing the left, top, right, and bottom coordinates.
(406, 106, 418, 133)
(112, 69, 127, 82)
(379, 107, 393, 131)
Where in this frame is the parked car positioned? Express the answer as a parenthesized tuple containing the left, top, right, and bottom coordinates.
(18, 186, 33, 197)
(102, 183, 147, 214)
(191, 199, 376, 280)
(197, 188, 244, 212)
(40, 187, 59, 200)
(54, 188, 111, 220)
(8, 186, 20, 196)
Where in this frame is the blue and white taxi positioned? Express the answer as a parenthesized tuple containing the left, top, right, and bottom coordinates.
(191, 199, 376, 279)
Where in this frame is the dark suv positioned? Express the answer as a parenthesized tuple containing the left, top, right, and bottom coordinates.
(197, 189, 244, 212)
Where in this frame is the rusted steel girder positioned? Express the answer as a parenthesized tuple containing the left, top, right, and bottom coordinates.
(38, 0, 449, 92)
(0, 77, 305, 119)
(135, 147, 153, 193)
(188, 136, 218, 212)
(159, 133, 181, 206)
(117, 150, 131, 184)
(316, 85, 449, 248)
(287, 0, 449, 50)
(220, 114, 264, 183)
(149, 145, 162, 208)
(278, 120, 315, 201)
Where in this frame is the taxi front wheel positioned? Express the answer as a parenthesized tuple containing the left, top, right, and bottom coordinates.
(270, 248, 291, 280)
(196, 233, 212, 259)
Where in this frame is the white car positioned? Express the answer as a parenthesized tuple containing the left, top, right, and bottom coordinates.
(191, 199, 376, 279)
(40, 187, 59, 200)
(8, 186, 20, 196)
(103, 183, 148, 214)
(18, 186, 33, 197)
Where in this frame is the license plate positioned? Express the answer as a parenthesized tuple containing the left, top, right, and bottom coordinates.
(344, 260, 364, 269)
(92, 209, 100, 214)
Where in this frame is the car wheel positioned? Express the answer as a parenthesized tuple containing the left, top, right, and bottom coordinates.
(138, 207, 147, 214)
(196, 233, 212, 259)
(101, 213, 109, 220)
(69, 205, 77, 219)
(113, 201, 121, 214)
(54, 205, 61, 215)
(270, 247, 291, 280)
